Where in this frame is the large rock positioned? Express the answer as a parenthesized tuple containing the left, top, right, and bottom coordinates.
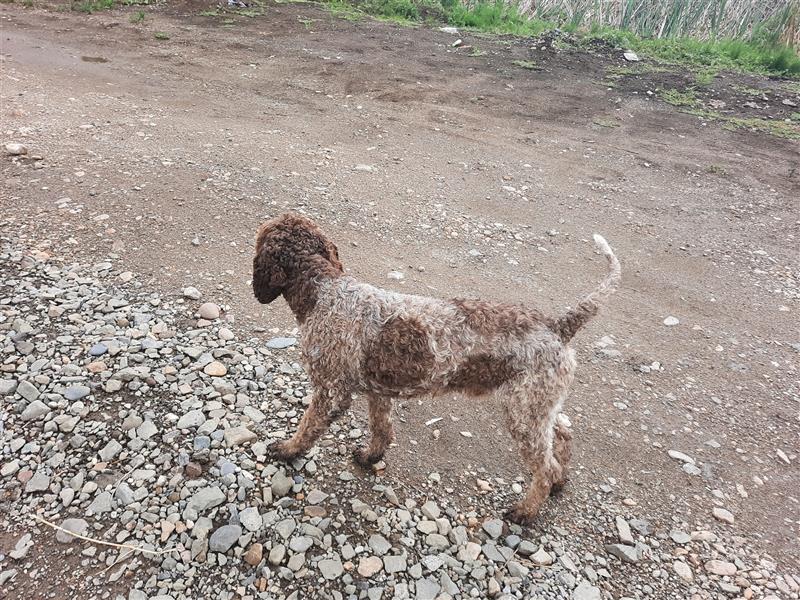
(573, 581, 602, 600)
(209, 525, 242, 553)
(271, 469, 293, 497)
(188, 486, 225, 512)
(87, 491, 113, 515)
(198, 303, 220, 320)
(605, 543, 640, 563)
(705, 560, 736, 576)
(56, 518, 88, 543)
(318, 557, 343, 580)
(21, 400, 48, 421)
(24, 471, 50, 493)
(17, 381, 39, 402)
(223, 426, 256, 447)
(177, 410, 205, 429)
(99, 439, 123, 461)
(239, 507, 262, 532)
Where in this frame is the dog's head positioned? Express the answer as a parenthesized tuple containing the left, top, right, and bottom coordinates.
(252, 213, 343, 304)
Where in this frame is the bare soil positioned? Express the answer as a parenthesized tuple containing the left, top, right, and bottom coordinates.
(2, 0, 799, 584)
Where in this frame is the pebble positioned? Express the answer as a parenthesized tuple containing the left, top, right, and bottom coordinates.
(209, 525, 242, 552)
(56, 518, 88, 543)
(668, 450, 695, 464)
(265, 337, 296, 349)
(1, 241, 787, 600)
(20, 399, 49, 421)
(673, 561, 694, 582)
(203, 361, 227, 376)
(183, 286, 202, 300)
(239, 507, 262, 532)
(198, 302, 221, 320)
(244, 543, 263, 566)
(17, 380, 40, 402)
(64, 385, 91, 401)
(271, 469, 293, 497)
(481, 518, 503, 539)
(319, 557, 344, 579)
(5, 142, 28, 155)
(605, 543, 640, 563)
(615, 516, 634, 544)
(531, 547, 554, 565)
(24, 471, 51, 493)
(573, 581, 602, 600)
(713, 507, 735, 524)
(663, 316, 680, 326)
(177, 410, 206, 429)
(705, 560, 737, 576)
(358, 556, 384, 577)
(223, 426, 257, 447)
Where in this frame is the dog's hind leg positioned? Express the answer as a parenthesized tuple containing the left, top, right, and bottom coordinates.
(550, 415, 573, 494)
(500, 376, 568, 525)
(353, 395, 394, 468)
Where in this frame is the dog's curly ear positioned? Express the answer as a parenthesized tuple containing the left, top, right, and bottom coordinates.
(253, 251, 286, 304)
(253, 225, 287, 304)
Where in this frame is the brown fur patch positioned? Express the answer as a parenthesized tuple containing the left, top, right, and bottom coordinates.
(452, 298, 550, 336)
(446, 354, 520, 395)
(363, 316, 434, 392)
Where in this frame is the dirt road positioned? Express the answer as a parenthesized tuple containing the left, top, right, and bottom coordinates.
(1, 2, 799, 598)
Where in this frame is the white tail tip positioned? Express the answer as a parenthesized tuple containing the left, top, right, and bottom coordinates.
(593, 233, 612, 255)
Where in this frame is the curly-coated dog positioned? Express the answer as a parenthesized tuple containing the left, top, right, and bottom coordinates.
(253, 213, 620, 523)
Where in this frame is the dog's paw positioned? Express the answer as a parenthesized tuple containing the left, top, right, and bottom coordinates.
(352, 447, 383, 469)
(549, 478, 568, 496)
(504, 505, 538, 527)
(267, 441, 300, 463)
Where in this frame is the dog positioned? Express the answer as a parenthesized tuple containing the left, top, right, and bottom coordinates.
(252, 213, 620, 523)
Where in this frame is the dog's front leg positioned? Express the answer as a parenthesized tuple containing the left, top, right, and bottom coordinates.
(269, 389, 345, 462)
(353, 395, 394, 468)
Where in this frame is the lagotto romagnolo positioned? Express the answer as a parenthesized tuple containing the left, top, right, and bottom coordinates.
(253, 213, 621, 524)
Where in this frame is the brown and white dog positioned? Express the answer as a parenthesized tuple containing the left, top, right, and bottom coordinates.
(253, 213, 620, 523)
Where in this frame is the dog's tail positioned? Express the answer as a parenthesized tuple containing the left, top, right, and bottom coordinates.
(551, 234, 621, 344)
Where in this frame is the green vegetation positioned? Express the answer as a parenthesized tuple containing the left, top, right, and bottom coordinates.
(593, 117, 620, 128)
(686, 108, 800, 139)
(511, 59, 538, 70)
(732, 84, 765, 96)
(313, 0, 800, 77)
(75, 0, 113, 13)
(129, 9, 145, 22)
(660, 88, 699, 107)
(154, 31, 170, 39)
(705, 164, 727, 175)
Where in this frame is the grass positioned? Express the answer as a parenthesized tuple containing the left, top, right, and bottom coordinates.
(129, 9, 144, 22)
(593, 117, 620, 128)
(632, 36, 800, 77)
(705, 164, 727, 175)
(511, 59, 539, 70)
(75, 0, 113, 12)
(732, 84, 765, 96)
(660, 88, 700, 107)
(686, 108, 800, 139)
(310, 0, 800, 78)
(153, 31, 169, 40)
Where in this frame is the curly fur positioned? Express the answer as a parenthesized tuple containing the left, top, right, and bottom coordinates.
(253, 213, 621, 523)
